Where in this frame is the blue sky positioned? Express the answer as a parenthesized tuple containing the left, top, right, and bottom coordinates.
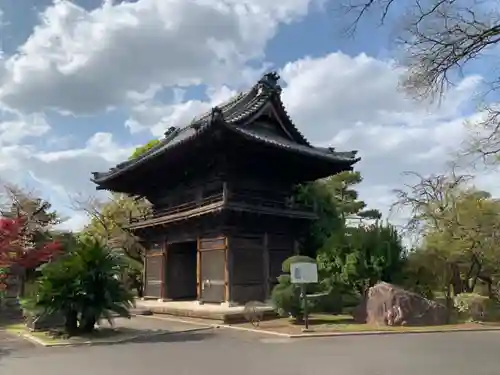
(0, 0, 495, 231)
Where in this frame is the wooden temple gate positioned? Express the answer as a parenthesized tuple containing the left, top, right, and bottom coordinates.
(143, 232, 294, 304)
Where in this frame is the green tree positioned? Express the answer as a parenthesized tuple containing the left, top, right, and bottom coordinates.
(318, 222, 405, 296)
(393, 170, 500, 301)
(24, 239, 134, 335)
(295, 182, 342, 258)
(129, 139, 160, 160)
(320, 171, 381, 223)
(77, 140, 160, 296)
(296, 171, 381, 258)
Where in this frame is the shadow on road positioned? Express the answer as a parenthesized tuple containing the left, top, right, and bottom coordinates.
(0, 347, 12, 361)
(108, 328, 216, 346)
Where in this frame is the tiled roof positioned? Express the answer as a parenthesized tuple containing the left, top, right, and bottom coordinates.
(91, 72, 359, 183)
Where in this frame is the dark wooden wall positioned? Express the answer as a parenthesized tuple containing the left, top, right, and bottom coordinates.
(228, 233, 266, 304)
(227, 230, 295, 305)
(139, 203, 306, 305)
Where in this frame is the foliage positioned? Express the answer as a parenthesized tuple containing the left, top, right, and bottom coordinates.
(319, 171, 381, 223)
(318, 222, 405, 296)
(271, 276, 319, 321)
(128, 139, 161, 160)
(295, 182, 342, 258)
(77, 192, 149, 297)
(453, 293, 499, 322)
(398, 250, 437, 300)
(296, 171, 381, 259)
(23, 239, 134, 335)
(77, 140, 161, 297)
(295, 170, 400, 312)
(0, 216, 63, 298)
(271, 274, 304, 320)
(393, 171, 500, 299)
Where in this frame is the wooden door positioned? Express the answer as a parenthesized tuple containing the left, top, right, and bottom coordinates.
(144, 241, 165, 299)
(144, 252, 164, 298)
(198, 237, 226, 303)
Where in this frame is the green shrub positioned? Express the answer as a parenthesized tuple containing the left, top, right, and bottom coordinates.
(453, 293, 499, 322)
(23, 239, 134, 334)
(313, 289, 343, 314)
(271, 274, 302, 320)
(271, 274, 319, 322)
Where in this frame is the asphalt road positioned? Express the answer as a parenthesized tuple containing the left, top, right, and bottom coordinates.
(2, 323, 500, 375)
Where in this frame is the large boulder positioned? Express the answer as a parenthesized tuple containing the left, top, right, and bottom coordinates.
(353, 282, 448, 326)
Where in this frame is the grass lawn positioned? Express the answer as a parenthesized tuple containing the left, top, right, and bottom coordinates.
(232, 314, 500, 335)
(4, 323, 137, 345)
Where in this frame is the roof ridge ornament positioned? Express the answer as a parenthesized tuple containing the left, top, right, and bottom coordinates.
(164, 126, 177, 138)
(210, 106, 224, 124)
(257, 72, 282, 94)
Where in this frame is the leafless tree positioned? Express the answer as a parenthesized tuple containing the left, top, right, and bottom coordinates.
(338, 0, 500, 163)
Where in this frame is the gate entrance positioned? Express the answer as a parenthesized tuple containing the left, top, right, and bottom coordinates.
(166, 241, 197, 300)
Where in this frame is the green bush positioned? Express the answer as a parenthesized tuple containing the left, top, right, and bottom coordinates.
(453, 293, 499, 322)
(271, 274, 303, 320)
(23, 239, 134, 334)
(271, 275, 319, 322)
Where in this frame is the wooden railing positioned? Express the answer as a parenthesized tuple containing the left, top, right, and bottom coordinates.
(227, 193, 314, 213)
(129, 189, 315, 224)
(129, 192, 224, 223)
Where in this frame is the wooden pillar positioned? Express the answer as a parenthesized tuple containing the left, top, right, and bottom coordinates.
(196, 237, 201, 300)
(160, 239, 166, 300)
(224, 236, 229, 302)
(142, 249, 147, 299)
(222, 181, 228, 202)
(161, 238, 168, 300)
(263, 233, 270, 299)
(293, 239, 300, 255)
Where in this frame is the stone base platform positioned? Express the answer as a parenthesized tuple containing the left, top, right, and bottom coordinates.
(135, 299, 276, 323)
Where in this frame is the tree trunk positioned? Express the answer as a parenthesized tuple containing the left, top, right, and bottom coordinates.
(80, 315, 97, 334)
(450, 265, 463, 296)
(64, 310, 78, 335)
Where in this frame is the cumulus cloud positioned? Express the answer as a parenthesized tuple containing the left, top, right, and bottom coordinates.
(0, 0, 491, 232)
(126, 85, 237, 136)
(0, 0, 321, 115)
(26, 51, 484, 227)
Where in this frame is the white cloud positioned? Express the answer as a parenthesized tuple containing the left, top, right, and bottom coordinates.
(0, 1, 491, 233)
(0, 113, 50, 144)
(0, 0, 321, 115)
(126, 85, 237, 136)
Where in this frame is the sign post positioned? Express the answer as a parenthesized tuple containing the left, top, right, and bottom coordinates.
(290, 262, 318, 331)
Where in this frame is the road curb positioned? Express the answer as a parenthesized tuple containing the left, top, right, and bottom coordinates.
(17, 326, 213, 347)
(287, 326, 500, 338)
(136, 314, 217, 327)
(135, 314, 500, 338)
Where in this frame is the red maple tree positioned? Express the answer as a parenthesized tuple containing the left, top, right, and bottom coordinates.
(0, 216, 62, 272)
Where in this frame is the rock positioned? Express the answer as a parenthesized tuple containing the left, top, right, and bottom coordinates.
(26, 312, 65, 332)
(353, 282, 448, 326)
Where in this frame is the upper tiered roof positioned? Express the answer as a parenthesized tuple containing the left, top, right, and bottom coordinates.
(92, 72, 359, 187)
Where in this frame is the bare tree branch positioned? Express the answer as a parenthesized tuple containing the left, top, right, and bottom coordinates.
(338, 0, 500, 166)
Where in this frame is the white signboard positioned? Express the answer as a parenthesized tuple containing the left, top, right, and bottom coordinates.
(290, 262, 318, 284)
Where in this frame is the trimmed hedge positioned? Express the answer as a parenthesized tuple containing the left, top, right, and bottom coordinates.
(453, 293, 499, 322)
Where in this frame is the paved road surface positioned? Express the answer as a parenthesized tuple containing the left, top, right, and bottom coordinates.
(2, 319, 500, 375)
